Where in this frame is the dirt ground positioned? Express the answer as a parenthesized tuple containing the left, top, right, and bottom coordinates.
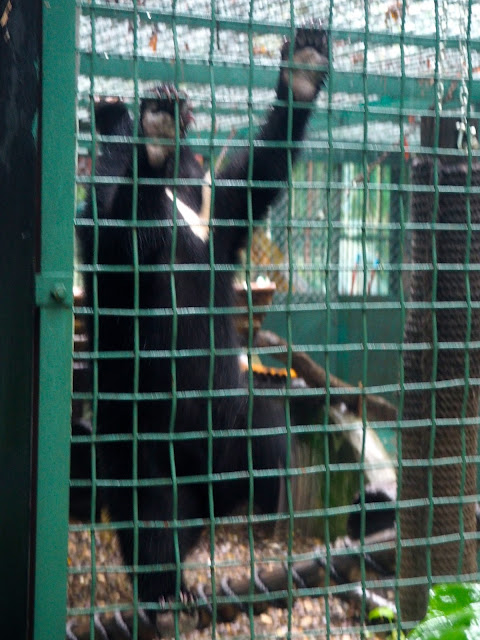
(67, 520, 393, 639)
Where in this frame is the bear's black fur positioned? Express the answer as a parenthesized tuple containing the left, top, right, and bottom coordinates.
(77, 23, 328, 614)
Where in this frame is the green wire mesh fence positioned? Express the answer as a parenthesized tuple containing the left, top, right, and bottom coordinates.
(65, 0, 480, 638)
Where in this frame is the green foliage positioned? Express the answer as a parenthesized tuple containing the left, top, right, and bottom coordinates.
(367, 605, 406, 640)
(408, 583, 480, 640)
(369, 607, 397, 623)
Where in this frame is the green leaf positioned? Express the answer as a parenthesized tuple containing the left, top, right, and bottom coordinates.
(369, 606, 397, 623)
(408, 583, 480, 640)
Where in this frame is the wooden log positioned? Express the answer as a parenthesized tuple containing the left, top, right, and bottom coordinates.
(255, 330, 397, 423)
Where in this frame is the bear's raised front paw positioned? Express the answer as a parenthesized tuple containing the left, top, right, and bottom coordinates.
(280, 20, 329, 102)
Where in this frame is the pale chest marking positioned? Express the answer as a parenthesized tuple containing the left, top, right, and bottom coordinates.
(164, 171, 212, 243)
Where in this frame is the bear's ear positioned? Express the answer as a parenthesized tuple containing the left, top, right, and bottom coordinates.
(94, 100, 131, 136)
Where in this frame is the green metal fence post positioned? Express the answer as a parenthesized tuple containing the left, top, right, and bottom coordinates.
(33, 3, 77, 639)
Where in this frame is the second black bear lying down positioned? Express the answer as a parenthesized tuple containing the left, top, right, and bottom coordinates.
(77, 22, 329, 620)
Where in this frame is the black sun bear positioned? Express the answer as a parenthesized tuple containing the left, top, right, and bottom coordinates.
(77, 22, 329, 620)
